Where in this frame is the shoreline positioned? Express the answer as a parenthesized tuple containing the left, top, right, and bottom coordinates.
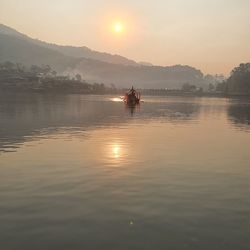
(1, 88, 250, 99)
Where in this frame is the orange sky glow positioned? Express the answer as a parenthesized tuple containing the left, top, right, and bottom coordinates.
(0, 0, 250, 75)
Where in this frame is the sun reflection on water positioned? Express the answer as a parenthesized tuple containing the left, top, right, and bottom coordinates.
(104, 141, 130, 166)
(112, 144, 121, 158)
(110, 97, 123, 102)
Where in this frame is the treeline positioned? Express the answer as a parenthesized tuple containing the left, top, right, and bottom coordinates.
(1, 61, 249, 96)
(178, 63, 250, 96)
(0, 62, 117, 94)
(216, 63, 250, 95)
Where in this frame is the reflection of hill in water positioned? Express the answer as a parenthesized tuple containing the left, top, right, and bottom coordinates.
(0, 94, 201, 152)
(228, 100, 250, 130)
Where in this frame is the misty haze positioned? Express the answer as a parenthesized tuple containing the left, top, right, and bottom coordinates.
(0, 1, 250, 250)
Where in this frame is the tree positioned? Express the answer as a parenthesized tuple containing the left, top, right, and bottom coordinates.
(3, 61, 16, 71)
(226, 63, 250, 93)
(41, 65, 52, 75)
(30, 65, 43, 74)
(216, 81, 227, 92)
(208, 83, 215, 92)
(75, 74, 82, 82)
(16, 63, 25, 73)
(182, 83, 197, 92)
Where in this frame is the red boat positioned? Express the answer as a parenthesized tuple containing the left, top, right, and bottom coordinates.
(123, 86, 141, 105)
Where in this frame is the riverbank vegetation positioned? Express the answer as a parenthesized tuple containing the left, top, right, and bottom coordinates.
(216, 63, 250, 95)
(0, 62, 113, 94)
(0, 61, 249, 96)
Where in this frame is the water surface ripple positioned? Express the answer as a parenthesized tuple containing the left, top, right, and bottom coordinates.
(0, 94, 250, 250)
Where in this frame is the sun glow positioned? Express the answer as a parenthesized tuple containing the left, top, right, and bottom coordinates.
(98, 11, 140, 49)
(113, 22, 124, 34)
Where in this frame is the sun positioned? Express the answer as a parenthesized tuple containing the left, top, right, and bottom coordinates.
(113, 22, 124, 33)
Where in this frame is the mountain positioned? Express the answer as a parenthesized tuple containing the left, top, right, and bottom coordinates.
(70, 60, 204, 88)
(0, 23, 205, 88)
(0, 33, 79, 71)
(0, 24, 137, 66)
(139, 61, 154, 66)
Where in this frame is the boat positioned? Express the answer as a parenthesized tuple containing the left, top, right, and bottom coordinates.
(123, 86, 141, 105)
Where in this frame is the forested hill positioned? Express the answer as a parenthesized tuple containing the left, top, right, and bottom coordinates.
(0, 24, 138, 66)
(0, 23, 205, 88)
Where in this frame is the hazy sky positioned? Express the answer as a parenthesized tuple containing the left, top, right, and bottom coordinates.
(0, 0, 250, 75)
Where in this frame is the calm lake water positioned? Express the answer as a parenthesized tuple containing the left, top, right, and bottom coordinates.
(0, 94, 250, 250)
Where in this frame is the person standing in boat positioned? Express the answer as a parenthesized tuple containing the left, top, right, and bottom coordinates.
(130, 86, 135, 96)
